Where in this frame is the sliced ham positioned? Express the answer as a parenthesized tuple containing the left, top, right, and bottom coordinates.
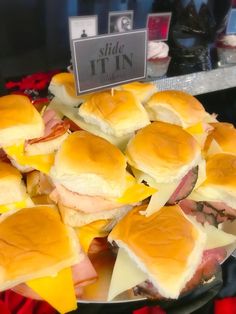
(27, 109, 70, 145)
(72, 253, 97, 288)
(167, 166, 198, 205)
(179, 199, 236, 226)
(50, 183, 125, 213)
(133, 247, 226, 300)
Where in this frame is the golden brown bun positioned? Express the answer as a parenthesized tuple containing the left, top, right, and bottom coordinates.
(49, 72, 91, 106)
(204, 122, 236, 156)
(0, 205, 81, 291)
(0, 95, 44, 147)
(126, 122, 201, 183)
(189, 153, 236, 208)
(50, 131, 127, 197)
(108, 204, 205, 299)
(78, 90, 150, 137)
(118, 81, 157, 103)
(0, 161, 27, 205)
(144, 90, 206, 128)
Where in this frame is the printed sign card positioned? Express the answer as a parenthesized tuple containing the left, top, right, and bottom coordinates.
(226, 9, 236, 35)
(71, 29, 147, 94)
(146, 12, 172, 41)
(69, 16, 98, 40)
(108, 10, 134, 34)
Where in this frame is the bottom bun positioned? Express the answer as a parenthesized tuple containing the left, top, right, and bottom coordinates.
(58, 202, 132, 227)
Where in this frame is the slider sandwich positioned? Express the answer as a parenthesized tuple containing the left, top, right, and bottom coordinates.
(126, 121, 202, 216)
(180, 153, 236, 225)
(117, 81, 157, 103)
(49, 72, 91, 107)
(108, 204, 233, 301)
(0, 161, 33, 213)
(0, 205, 97, 313)
(49, 131, 155, 228)
(0, 95, 69, 174)
(204, 122, 236, 157)
(78, 89, 150, 150)
(143, 90, 216, 147)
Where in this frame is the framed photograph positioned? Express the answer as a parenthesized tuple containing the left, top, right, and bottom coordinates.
(226, 8, 236, 35)
(108, 10, 134, 34)
(69, 15, 98, 40)
(146, 12, 172, 41)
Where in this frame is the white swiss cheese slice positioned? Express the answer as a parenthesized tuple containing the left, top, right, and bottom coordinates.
(107, 248, 147, 301)
(48, 97, 131, 151)
(206, 139, 222, 156)
(144, 181, 181, 217)
(131, 169, 181, 216)
(204, 223, 236, 250)
(193, 158, 206, 190)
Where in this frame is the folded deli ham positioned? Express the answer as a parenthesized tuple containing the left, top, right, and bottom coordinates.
(133, 247, 226, 299)
(27, 109, 69, 144)
(179, 199, 236, 226)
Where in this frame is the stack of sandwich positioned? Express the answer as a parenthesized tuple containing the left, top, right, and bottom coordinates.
(0, 72, 235, 313)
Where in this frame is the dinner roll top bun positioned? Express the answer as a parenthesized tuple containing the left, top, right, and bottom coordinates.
(0, 205, 81, 291)
(0, 95, 44, 147)
(190, 153, 236, 208)
(50, 131, 127, 197)
(126, 122, 201, 183)
(144, 90, 206, 128)
(78, 90, 150, 137)
(118, 81, 157, 103)
(49, 72, 90, 106)
(204, 122, 236, 156)
(108, 204, 206, 299)
(0, 161, 27, 205)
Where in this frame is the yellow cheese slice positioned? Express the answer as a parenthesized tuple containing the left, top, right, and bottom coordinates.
(0, 197, 33, 214)
(186, 122, 204, 135)
(76, 220, 110, 253)
(204, 223, 236, 250)
(117, 183, 156, 204)
(4, 143, 55, 174)
(27, 268, 77, 314)
(107, 248, 147, 301)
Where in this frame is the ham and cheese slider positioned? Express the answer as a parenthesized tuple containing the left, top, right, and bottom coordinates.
(126, 121, 202, 216)
(0, 205, 97, 313)
(107, 204, 207, 300)
(0, 161, 32, 213)
(49, 131, 155, 227)
(108, 204, 232, 301)
(204, 122, 236, 157)
(117, 81, 157, 103)
(181, 153, 236, 225)
(49, 72, 90, 107)
(143, 90, 216, 147)
(77, 89, 150, 150)
(0, 95, 69, 174)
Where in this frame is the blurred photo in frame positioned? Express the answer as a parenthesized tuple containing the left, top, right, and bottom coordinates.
(226, 8, 236, 35)
(146, 12, 172, 41)
(108, 10, 134, 34)
(69, 15, 98, 40)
